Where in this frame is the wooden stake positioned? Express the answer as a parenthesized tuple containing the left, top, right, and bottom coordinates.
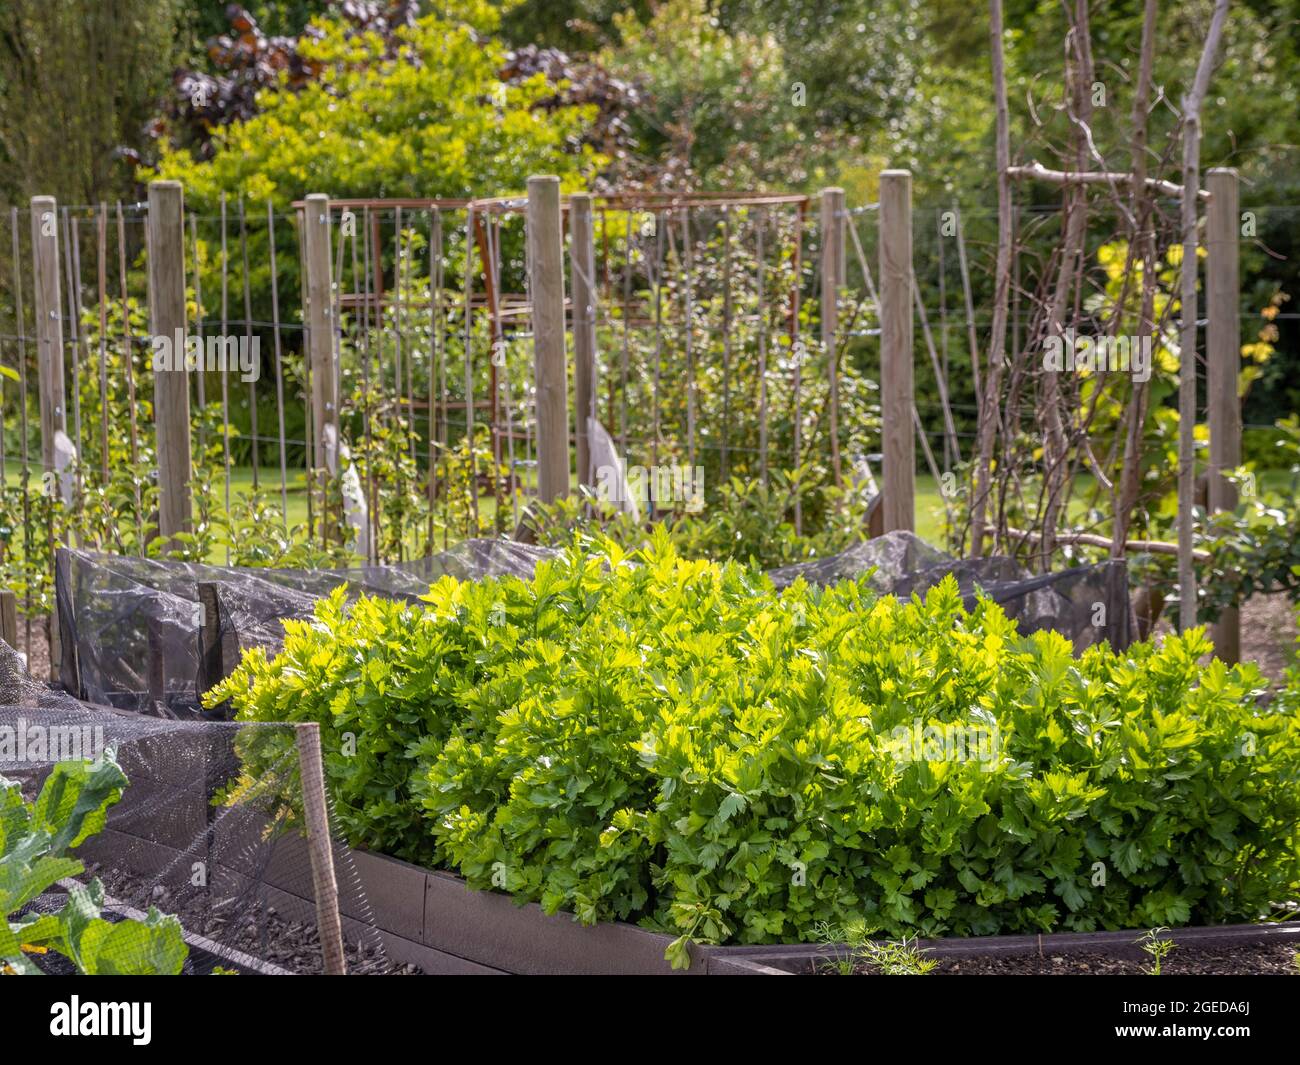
(720, 206, 732, 479)
(8, 208, 34, 654)
(219, 195, 231, 559)
(189, 213, 207, 459)
(30, 196, 67, 491)
(303, 194, 339, 478)
(118, 203, 143, 553)
(791, 204, 805, 534)
(820, 188, 845, 486)
(267, 202, 290, 528)
(879, 170, 915, 533)
(31, 197, 67, 682)
(681, 208, 697, 471)
(1206, 166, 1241, 662)
(461, 211, 478, 534)
(29, 202, 70, 680)
(0, 589, 17, 649)
(1177, 0, 1230, 633)
(755, 210, 769, 484)
(569, 194, 598, 487)
(527, 176, 570, 503)
(147, 181, 193, 544)
(953, 205, 981, 411)
(294, 722, 347, 976)
(238, 198, 258, 488)
(96, 206, 110, 485)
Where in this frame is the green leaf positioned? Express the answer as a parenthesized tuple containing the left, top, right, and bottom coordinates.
(32, 755, 128, 855)
(0, 856, 84, 916)
(73, 909, 188, 976)
(664, 935, 693, 971)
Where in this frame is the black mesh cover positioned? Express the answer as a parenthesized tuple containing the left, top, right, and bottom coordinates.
(0, 652, 403, 975)
(769, 532, 1133, 651)
(55, 541, 558, 717)
(56, 532, 1131, 720)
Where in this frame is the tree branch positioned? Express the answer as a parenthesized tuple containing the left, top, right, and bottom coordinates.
(1007, 160, 1211, 200)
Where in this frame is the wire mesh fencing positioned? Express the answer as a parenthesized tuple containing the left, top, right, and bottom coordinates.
(0, 650, 408, 975)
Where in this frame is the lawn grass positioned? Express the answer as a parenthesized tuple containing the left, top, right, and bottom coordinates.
(6, 460, 1293, 564)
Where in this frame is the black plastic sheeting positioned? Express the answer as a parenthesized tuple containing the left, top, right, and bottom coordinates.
(55, 541, 556, 716)
(55, 533, 1131, 718)
(769, 532, 1133, 651)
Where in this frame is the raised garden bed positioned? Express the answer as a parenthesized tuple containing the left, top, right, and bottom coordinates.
(336, 847, 1300, 976)
(79, 812, 1300, 976)
(712, 920, 1300, 976)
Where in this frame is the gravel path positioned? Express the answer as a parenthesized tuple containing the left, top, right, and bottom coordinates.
(1239, 591, 1298, 683)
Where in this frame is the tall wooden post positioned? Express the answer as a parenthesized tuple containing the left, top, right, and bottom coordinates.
(1207, 167, 1241, 663)
(879, 170, 915, 533)
(303, 194, 339, 477)
(569, 194, 598, 488)
(147, 181, 192, 542)
(294, 723, 347, 975)
(30, 196, 67, 488)
(527, 176, 570, 503)
(30, 196, 67, 683)
(821, 187, 846, 487)
(0, 589, 17, 649)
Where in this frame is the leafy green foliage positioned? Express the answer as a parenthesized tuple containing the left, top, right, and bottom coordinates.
(528, 467, 876, 570)
(209, 539, 1300, 958)
(1138, 926, 1176, 976)
(1198, 415, 1300, 618)
(154, 3, 603, 208)
(0, 0, 183, 205)
(814, 924, 937, 976)
(1, 754, 188, 976)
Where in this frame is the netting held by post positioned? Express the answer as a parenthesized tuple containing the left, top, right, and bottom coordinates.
(1, 643, 405, 975)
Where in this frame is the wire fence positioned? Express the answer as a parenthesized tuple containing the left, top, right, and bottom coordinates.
(0, 183, 1295, 663)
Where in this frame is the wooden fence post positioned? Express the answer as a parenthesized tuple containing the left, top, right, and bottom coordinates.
(303, 194, 339, 478)
(820, 187, 846, 487)
(0, 590, 16, 649)
(30, 196, 67, 487)
(1207, 167, 1241, 663)
(569, 193, 598, 488)
(295, 722, 347, 975)
(528, 176, 570, 504)
(31, 196, 68, 683)
(147, 181, 193, 543)
(879, 170, 915, 533)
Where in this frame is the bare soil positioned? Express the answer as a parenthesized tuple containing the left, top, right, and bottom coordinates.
(932, 942, 1299, 976)
(1238, 591, 1298, 683)
(87, 863, 423, 976)
(821, 942, 1299, 975)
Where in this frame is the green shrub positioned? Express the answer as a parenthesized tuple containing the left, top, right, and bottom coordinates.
(209, 539, 1300, 961)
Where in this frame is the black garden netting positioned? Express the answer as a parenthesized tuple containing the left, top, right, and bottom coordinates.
(0, 639, 404, 976)
(54, 532, 1131, 721)
(54, 540, 556, 717)
(767, 531, 1133, 650)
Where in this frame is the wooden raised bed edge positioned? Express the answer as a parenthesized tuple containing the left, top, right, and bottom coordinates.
(717, 920, 1300, 974)
(326, 846, 1300, 977)
(81, 788, 1300, 976)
